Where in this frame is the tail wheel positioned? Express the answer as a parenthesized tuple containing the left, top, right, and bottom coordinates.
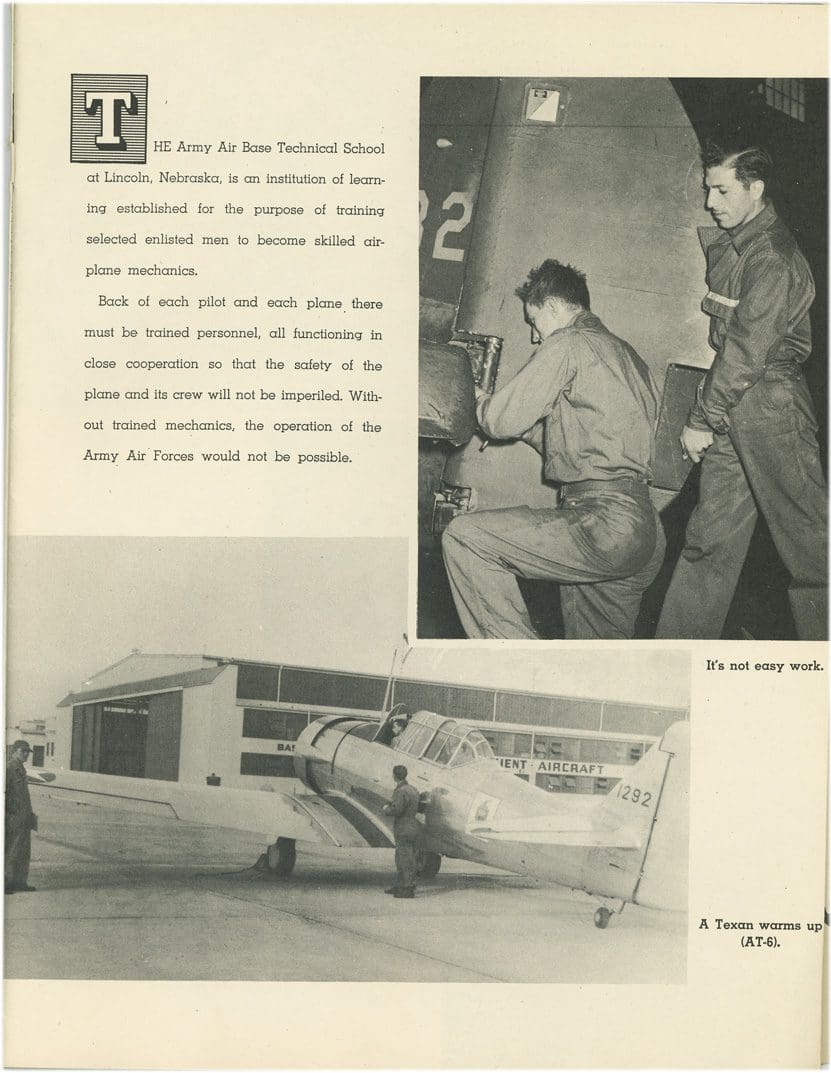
(266, 837, 297, 877)
(417, 849, 442, 879)
(594, 907, 612, 929)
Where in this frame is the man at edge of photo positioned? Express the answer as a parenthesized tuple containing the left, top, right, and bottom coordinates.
(656, 143, 828, 640)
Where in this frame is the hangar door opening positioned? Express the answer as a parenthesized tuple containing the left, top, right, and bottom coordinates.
(71, 691, 182, 780)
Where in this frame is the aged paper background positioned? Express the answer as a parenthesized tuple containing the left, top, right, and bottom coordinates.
(6, 3, 828, 1068)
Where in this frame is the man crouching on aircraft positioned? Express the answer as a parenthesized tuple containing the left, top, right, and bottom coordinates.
(382, 765, 421, 898)
(442, 259, 665, 639)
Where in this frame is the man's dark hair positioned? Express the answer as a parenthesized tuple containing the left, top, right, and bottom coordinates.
(515, 259, 590, 310)
(392, 764, 408, 781)
(12, 740, 31, 753)
(702, 142, 773, 192)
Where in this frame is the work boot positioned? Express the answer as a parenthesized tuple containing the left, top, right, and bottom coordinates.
(18, 885, 36, 892)
(393, 887, 415, 899)
(384, 887, 399, 895)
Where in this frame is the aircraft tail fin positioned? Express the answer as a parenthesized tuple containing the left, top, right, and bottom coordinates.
(582, 721, 689, 909)
(596, 721, 688, 848)
(631, 721, 690, 910)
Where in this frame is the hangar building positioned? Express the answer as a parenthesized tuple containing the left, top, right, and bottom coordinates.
(55, 653, 688, 797)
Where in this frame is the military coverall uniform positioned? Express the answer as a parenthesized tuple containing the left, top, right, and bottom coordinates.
(442, 311, 665, 639)
(389, 779, 421, 895)
(5, 756, 36, 892)
(657, 203, 827, 639)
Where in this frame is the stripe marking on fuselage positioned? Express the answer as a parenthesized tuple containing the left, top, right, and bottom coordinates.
(320, 793, 395, 848)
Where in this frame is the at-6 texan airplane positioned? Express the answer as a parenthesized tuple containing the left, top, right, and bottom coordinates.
(31, 708, 689, 929)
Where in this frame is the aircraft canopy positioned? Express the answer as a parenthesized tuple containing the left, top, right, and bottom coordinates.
(392, 710, 495, 767)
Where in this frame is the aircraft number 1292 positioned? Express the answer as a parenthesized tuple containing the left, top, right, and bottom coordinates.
(615, 785, 652, 807)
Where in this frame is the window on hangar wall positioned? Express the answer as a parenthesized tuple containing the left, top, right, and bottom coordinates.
(579, 738, 646, 764)
(242, 707, 308, 741)
(279, 667, 387, 710)
(481, 729, 533, 758)
(240, 752, 296, 777)
(236, 663, 388, 710)
(393, 680, 495, 722)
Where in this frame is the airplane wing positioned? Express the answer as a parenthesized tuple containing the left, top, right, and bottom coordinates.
(28, 770, 395, 850)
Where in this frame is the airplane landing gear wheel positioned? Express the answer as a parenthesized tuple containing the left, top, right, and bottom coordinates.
(594, 907, 612, 929)
(266, 837, 297, 877)
(417, 850, 442, 879)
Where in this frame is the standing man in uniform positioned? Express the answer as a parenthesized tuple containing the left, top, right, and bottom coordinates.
(442, 259, 665, 639)
(5, 740, 37, 894)
(382, 764, 421, 899)
(657, 144, 827, 639)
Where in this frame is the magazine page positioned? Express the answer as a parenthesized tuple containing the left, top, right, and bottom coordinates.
(4, 4, 828, 1068)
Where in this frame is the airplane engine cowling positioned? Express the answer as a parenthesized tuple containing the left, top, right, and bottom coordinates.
(293, 716, 370, 794)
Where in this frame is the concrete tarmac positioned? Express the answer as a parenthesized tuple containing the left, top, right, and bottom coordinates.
(5, 794, 687, 983)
